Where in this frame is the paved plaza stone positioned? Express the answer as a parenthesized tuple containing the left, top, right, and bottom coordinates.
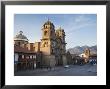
(15, 64, 97, 76)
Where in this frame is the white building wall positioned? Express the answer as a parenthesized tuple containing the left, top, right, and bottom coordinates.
(14, 53, 18, 62)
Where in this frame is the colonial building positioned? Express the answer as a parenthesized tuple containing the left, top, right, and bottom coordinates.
(66, 51, 73, 64)
(14, 31, 42, 71)
(14, 20, 67, 71)
(40, 20, 67, 66)
(79, 48, 90, 63)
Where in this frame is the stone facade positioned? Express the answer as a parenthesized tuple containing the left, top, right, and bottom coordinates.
(14, 45, 40, 71)
(79, 48, 90, 63)
(14, 20, 67, 71)
(40, 20, 67, 66)
(66, 51, 73, 65)
(84, 48, 90, 58)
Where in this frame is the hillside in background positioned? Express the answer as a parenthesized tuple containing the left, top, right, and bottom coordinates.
(67, 45, 97, 55)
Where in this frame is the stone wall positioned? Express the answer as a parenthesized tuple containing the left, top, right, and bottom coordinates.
(42, 55, 56, 67)
(62, 55, 67, 66)
(34, 42, 41, 52)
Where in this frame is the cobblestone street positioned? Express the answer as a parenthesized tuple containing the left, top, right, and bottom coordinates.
(15, 64, 97, 76)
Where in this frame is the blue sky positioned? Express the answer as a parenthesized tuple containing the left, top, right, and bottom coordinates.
(14, 14, 97, 49)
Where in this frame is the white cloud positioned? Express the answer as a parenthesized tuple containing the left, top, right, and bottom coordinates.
(74, 15, 90, 23)
(65, 15, 96, 34)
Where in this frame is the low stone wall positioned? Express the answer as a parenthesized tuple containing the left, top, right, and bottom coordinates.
(42, 55, 56, 68)
(42, 55, 67, 67)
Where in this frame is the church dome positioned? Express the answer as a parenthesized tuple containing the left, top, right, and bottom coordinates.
(14, 31, 29, 42)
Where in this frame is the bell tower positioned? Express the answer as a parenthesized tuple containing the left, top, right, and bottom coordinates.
(84, 48, 90, 58)
(55, 27, 67, 65)
(40, 19, 56, 55)
(56, 27, 66, 54)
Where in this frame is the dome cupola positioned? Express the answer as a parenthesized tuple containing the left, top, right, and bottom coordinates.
(42, 19, 55, 29)
(14, 31, 28, 42)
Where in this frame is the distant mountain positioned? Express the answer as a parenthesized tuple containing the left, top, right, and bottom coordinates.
(67, 45, 97, 55)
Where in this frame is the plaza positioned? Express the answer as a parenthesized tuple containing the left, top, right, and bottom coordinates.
(15, 63, 97, 76)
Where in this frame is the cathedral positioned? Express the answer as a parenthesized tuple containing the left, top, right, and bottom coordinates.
(14, 20, 69, 71)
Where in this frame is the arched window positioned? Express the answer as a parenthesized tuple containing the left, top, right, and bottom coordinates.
(30, 55, 32, 59)
(22, 55, 24, 59)
(18, 42, 20, 45)
(44, 31, 48, 36)
(19, 55, 22, 59)
(51, 49, 53, 53)
(45, 25, 48, 28)
(43, 42, 48, 47)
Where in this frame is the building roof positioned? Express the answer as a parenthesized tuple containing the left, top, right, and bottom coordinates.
(43, 19, 54, 27)
(14, 45, 36, 54)
(14, 31, 29, 42)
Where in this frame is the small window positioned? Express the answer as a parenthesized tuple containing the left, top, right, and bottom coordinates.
(45, 25, 48, 28)
(33, 55, 34, 59)
(33, 55, 36, 59)
(51, 49, 54, 54)
(19, 55, 22, 59)
(18, 42, 20, 45)
(43, 42, 46, 47)
(30, 55, 32, 59)
(43, 42, 48, 47)
(22, 55, 24, 59)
